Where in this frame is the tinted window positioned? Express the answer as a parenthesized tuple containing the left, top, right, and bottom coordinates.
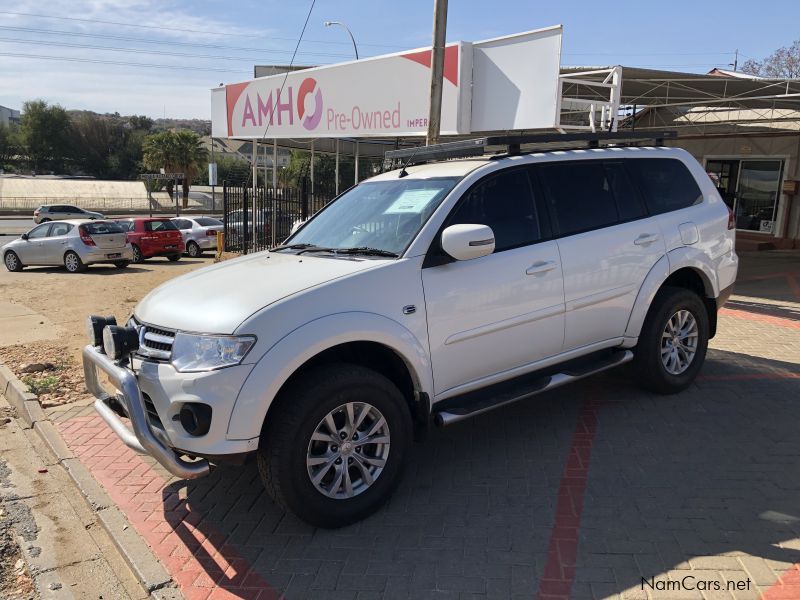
(605, 162, 647, 221)
(49, 223, 73, 237)
(27, 224, 51, 239)
(173, 219, 192, 230)
(195, 217, 223, 227)
(145, 220, 178, 232)
(539, 162, 618, 236)
(628, 158, 703, 215)
(83, 221, 124, 235)
(447, 169, 540, 252)
(116, 221, 135, 232)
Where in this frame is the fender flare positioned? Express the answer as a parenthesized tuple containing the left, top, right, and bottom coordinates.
(625, 251, 718, 340)
(226, 311, 433, 441)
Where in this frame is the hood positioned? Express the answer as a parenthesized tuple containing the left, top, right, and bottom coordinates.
(135, 251, 385, 334)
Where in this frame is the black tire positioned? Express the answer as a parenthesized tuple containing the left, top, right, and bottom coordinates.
(633, 286, 709, 394)
(64, 251, 85, 273)
(131, 245, 144, 263)
(167, 254, 181, 262)
(186, 241, 201, 258)
(3, 250, 23, 272)
(114, 261, 130, 269)
(257, 364, 412, 528)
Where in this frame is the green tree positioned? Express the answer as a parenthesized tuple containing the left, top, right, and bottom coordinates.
(0, 123, 21, 170)
(20, 100, 73, 172)
(742, 40, 800, 79)
(142, 129, 207, 207)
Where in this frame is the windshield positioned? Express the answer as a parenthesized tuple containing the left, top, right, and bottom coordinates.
(284, 177, 459, 256)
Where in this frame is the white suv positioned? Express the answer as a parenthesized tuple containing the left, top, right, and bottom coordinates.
(83, 135, 738, 528)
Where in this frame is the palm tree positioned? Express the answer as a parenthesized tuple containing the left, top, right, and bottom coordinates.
(142, 130, 207, 208)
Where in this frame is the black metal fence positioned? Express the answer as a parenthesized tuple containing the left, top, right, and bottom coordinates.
(222, 178, 334, 253)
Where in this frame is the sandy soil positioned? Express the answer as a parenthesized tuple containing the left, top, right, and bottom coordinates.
(0, 255, 223, 407)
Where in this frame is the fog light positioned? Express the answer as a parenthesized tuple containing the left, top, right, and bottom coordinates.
(102, 325, 139, 360)
(86, 315, 117, 347)
(180, 403, 212, 436)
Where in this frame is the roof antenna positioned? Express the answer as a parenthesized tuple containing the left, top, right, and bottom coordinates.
(398, 144, 424, 178)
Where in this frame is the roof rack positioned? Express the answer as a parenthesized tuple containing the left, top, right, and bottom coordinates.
(384, 130, 677, 165)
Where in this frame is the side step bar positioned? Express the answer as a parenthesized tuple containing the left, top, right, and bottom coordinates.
(434, 350, 634, 427)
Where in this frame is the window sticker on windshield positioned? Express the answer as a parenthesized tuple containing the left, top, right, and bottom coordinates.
(384, 189, 441, 214)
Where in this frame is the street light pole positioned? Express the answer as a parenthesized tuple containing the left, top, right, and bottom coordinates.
(426, 0, 448, 146)
(324, 21, 359, 60)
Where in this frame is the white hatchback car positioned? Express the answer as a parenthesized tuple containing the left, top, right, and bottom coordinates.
(171, 216, 223, 257)
(83, 134, 738, 527)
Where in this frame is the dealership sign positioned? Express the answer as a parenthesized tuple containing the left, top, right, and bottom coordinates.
(211, 26, 563, 139)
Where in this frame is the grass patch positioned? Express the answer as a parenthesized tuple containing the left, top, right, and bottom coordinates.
(22, 374, 60, 396)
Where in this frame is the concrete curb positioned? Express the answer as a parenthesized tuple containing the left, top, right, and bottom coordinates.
(0, 360, 181, 599)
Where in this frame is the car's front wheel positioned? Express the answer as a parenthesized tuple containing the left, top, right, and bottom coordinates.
(64, 251, 85, 273)
(633, 286, 709, 394)
(257, 364, 412, 528)
(4, 251, 23, 272)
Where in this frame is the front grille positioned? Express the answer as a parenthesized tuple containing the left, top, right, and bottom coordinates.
(142, 393, 164, 429)
(131, 318, 175, 361)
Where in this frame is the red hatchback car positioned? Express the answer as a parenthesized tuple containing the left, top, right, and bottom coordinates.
(115, 218, 185, 263)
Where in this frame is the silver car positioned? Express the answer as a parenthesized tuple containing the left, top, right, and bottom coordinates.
(33, 204, 105, 224)
(3, 220, 133, 273)
(171, 216, 223, 257)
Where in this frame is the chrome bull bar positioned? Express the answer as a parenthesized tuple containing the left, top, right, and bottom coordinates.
(82, 344, 209, 479)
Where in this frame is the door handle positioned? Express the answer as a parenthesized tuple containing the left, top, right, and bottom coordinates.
(526, 260, 557, 275)
(634, 233, 659, 246)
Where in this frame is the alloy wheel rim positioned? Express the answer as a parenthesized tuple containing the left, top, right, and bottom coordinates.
(189, 243, 199, 257)
(65, 254, 79, 272)
(306, 402, 390, 500)
(5, 253, 17, 269)
(661, 309, 698, 375)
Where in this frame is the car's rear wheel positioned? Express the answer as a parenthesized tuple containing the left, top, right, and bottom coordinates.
(633, 286, 709, 394)
(114, 261, 130, 269)
(4, 251, 23, 272)
(131, 245, 143, 263)
(167, 254, 181, 262)
(186, 241, 201, 258)
(64, 251, 85, 273)
(258, 364, 412, 528)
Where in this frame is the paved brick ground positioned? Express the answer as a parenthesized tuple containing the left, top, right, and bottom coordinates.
(47, 251, 800, 600)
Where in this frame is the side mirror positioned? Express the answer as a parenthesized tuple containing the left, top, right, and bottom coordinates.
(20, 233, 29, 241)
(441, 224, 495, 261)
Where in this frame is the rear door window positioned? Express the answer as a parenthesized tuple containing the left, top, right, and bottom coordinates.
(49, 223, 73, 237)
(174, 219, 193, 230)
(538, 161, 619, 236)
(628, 158, 703, 214)
(605, 162, 647, 222)
(145, 220, 178, 232)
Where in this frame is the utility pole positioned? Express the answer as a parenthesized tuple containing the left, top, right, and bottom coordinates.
(730, 49, 739, 72)
(426, 0, 448, 146)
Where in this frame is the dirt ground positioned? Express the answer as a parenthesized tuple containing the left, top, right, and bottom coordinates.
(0, 254, 221, 407)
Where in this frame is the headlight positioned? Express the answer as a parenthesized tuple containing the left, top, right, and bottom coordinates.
(86, 315, 117, 347)
(170, 333, 255, 372)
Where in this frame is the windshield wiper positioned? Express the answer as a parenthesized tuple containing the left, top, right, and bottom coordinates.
(330, 247, 399, 258)
(270, 243, 320, 252)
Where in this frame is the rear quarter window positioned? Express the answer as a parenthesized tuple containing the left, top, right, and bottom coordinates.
(628, 158, 703, 215)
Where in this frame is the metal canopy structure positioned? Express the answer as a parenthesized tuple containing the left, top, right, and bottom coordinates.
(560, 66, 800, 134)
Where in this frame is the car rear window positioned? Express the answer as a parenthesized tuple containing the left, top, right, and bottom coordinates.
(195, 217, 223, 227)
(83, 221, 124, 235)
(628, 158, 703, 215)
(145, 220, 178, 232)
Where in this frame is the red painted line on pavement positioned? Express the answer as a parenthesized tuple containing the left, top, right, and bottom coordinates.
(57, 415, 280, 600)
(536, 394, 602, 600)
(720, 307, 800, 330)
(760, 565, 800, 600)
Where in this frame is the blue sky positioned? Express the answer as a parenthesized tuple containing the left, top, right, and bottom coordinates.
(1, 0, 798, 119)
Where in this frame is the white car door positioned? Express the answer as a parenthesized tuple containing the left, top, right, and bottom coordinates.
(42, 222, 74, 263)
(16, 223, 53, 264)
(536, 159, 666, 350)
(422, 168, 565, 398)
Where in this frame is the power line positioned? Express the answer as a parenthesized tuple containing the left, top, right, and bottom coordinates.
(0, 35, 336, 64)
(0, 25, 362, 58)
(0, 51, 251, 74)
(0, 10, 404, 49)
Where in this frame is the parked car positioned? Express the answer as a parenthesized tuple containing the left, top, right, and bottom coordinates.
(33, 205, 104, 224)
(3, 219, 132, 273)
(171, 216, 223, 257)
(224, 208, 298, 245)
(115, 218, 184, 263)
(83, 139, 738, 528)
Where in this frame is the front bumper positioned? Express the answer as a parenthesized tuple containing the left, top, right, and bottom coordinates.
(82, 344, 210, 479)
